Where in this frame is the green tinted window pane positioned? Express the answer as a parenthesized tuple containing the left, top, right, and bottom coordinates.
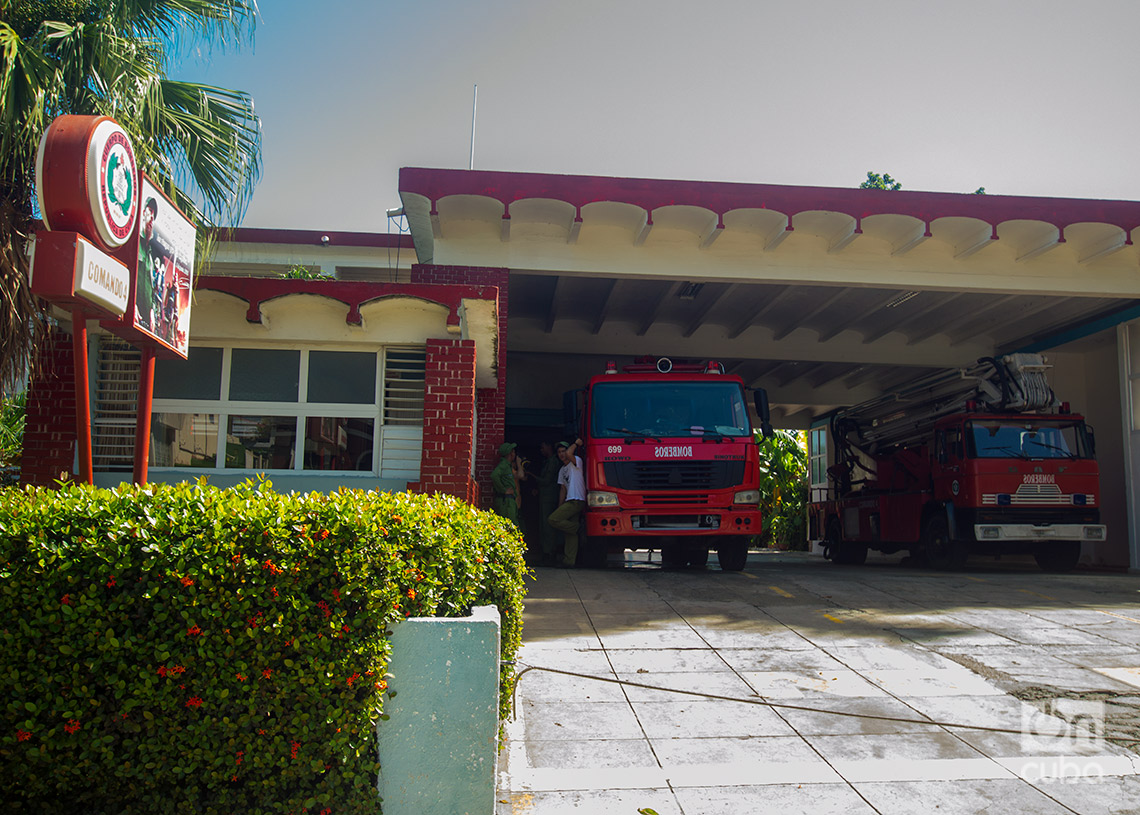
(225, 415, 297, 469)
(307, 351, 376, 404)
(303, 417, 375, 470)
(150, 413, 219, 467)
(154, 347, 222, 400)
(230, 349, 299, 402)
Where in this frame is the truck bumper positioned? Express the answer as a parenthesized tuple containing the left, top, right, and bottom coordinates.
(586, 508, 760, 537)
(973, 523, 1107, 542)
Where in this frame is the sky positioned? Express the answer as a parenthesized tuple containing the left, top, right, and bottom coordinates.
(178, 0, 1140, 232)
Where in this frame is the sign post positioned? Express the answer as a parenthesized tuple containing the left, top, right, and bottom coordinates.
(32, 115, 194, 486)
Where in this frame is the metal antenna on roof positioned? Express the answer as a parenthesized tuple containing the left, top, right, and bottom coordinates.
(469, 84, 477, 170)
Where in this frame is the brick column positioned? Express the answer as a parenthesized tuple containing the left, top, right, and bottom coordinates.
(21, 331, 78, 486)
(411, 265, 508, 509)
(409, 338, 478, 502)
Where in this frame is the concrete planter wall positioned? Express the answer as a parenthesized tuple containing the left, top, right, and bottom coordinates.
(377, 605, 501, 815)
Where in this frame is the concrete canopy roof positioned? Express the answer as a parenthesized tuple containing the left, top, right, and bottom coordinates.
(399, 168, 1140, 426)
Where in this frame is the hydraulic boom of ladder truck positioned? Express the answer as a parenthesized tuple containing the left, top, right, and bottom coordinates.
(807, 353, 1105, 571)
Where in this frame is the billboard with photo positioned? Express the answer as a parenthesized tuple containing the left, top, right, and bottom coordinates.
(132, 177, 195, 357)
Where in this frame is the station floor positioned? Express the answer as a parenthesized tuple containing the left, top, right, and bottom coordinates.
(497, 550, 1140, 814)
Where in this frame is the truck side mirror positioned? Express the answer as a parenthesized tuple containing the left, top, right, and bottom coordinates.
(754, 388, 774, 439)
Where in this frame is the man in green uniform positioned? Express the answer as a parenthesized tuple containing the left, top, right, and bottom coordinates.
(491, 442, 523, 526)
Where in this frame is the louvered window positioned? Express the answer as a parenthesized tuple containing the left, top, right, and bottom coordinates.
(92, 338, 140, 472)
(383, 348, 426, 426)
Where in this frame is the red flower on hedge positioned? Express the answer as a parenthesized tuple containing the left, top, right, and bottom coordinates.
(262, 668, 273, 680)
(347, 672, 360, 687)
(317, 600, 331, 619)
(186, 697, 203, 708)
(186, 625, 202, 637)
(318, 529, 329, 540)
(180, 575, 194, 587)
(16, 729, 32, 741)
(106, 576, 116, 588)
(262, 559, 283, 575)
(60, 594, 71, 606)
(63, 719, 81, 734)
(157, 666, 168, 678)
(332, 588, 341, 603)
(236, 672, 246, 682)
(290, 741, 300, 759)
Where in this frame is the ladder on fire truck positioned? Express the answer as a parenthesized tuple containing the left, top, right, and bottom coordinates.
(827, 354, 1058, 495)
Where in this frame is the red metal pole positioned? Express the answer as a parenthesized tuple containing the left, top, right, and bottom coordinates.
(71, 308, 93, 484)
(133, 346, 155, 484)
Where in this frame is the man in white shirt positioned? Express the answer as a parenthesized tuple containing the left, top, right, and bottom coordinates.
(548, 439, 586, 567)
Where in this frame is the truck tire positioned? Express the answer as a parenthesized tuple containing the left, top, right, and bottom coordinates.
(716, 537, 749, 571)
(826, 519, 867, 566)
(923, 514, 967, 571)
(1034, 541, 1081, 572)
(580, 535, 608, 569)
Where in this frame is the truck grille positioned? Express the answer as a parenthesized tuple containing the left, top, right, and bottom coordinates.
(603, 460, 744, 491)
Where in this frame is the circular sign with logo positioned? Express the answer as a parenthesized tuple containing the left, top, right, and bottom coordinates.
(89, 121, 137, 246)
(35, 115, 139, 250)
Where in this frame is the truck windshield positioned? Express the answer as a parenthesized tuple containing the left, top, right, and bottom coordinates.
(967, 420, 1093, 460)
(590, 381, 752, 439)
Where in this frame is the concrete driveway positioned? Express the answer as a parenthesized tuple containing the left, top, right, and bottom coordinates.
(497, 551, 1140, 814)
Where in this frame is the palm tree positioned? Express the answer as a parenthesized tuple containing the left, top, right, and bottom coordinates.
(0, 0, 262, 388)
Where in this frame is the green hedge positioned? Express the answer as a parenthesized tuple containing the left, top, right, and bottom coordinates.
(0, 480, 529, 814)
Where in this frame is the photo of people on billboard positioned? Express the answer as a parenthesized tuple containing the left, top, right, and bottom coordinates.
(134, 177, 194, 357)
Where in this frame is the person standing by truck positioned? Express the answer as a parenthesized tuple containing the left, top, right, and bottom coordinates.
(548, 439, 585, 567)
(491, 442, 526, 526)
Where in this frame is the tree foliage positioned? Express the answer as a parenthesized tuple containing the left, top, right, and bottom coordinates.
(0, 0, 262, 389)
(756, 429, 808, 550)
(859, 171, 902, 191)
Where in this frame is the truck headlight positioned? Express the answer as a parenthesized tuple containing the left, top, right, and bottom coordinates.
(733, 490, 760, 504)
(1084, 526, 1106, 541)
(587, 491, 619, 507)
(979, 526, 1001, 540)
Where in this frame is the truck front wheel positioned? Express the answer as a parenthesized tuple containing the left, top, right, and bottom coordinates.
(923, 514, 967, 571)
(1034, 541, 1081, 572)
(716, 537, 749, 571)
(826, 519, 867, 565)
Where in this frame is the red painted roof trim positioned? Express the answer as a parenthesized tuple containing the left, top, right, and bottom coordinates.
(196, 276, 496, 327)
(210, 227, 413, 249)
(399, 167, 1140, 234)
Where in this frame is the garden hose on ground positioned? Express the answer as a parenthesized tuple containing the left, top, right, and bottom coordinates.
(511, 663, 1139, 746)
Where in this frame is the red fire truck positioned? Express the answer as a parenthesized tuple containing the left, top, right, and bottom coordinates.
(808, 353, 1105, 571)
(565, 357, 772, 570)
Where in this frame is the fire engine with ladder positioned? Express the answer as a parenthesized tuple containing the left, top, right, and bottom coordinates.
(808, 353, 1105, 571)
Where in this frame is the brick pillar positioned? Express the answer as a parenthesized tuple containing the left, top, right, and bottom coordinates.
(409, 338, 478, 502)
(411, 265, 509, 509)
(21, 330, 78, 486)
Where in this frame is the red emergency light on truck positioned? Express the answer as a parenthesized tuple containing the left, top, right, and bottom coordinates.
(565, 357, 772, 570)
(808, 353, 1105, 571)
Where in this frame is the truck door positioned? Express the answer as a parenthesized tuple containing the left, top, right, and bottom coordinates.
(932, 424, 963, 502)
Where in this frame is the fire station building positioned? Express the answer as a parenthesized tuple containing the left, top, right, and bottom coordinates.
(22, 168, 1140, 570)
